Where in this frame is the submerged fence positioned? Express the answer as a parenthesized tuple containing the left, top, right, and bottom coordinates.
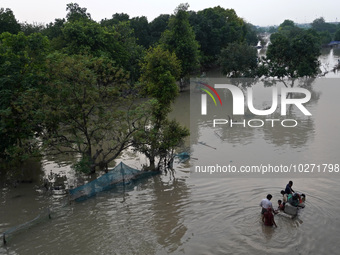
(69, 162, 157, 201)
(2, 208, 52, 245)
(2, 162, 157, 245)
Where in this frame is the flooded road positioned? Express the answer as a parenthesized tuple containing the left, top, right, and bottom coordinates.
(1, 50, 340, 254)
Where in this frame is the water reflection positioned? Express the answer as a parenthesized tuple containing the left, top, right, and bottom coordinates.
(150, 175, 190, 253)
(190, 77, 340, 178)
(1, 50, 340, 255)
(190, 78, 321, 149)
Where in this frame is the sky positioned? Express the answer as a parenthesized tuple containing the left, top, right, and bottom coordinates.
(2, 0, 339, 26)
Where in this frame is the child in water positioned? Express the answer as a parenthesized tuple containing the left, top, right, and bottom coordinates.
(277, 199, 284, 211)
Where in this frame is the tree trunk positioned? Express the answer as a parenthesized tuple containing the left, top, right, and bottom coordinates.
(149, 157, 156, 171)
(87, 148, 96, 174)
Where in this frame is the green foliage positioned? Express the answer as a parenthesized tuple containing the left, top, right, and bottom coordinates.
(101, 13, 130, 27)
(310, 17, 339, 44)
(148, 14, 170, 45)
(130, 16, 150, 48)
(160, 4, 200, 79)
(311, 17, 337, 34)
(219, 42, 258, 77)
(0, 8, 21, 34)
(334, 28, 340, 41)
(0, 32, 50, 160)
(43, 19, 66, 50)
(101, 14, 152, 48)
(133, 117, 189, 170)
(261, 29, 321, 83)
(244, 23, 258, 46)
(72, 155, 92, 174)
(61, 19, 144, 83)
(279, 20, 295, 30)
(66, 3, 91, 22)
(134, 46, 188, 170)
(268, 26, 278, 33)
(189, 6, 250, 67)
(41, 54, 149, 173)
(318, 31, 332, 45)
(140, 45, 181, 120)
(20, 22, 45, 35)
(276, 20, 304, 38)
(61, 19, 110, 55)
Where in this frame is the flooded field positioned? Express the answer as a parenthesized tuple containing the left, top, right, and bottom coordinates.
(1, 49, 340, 254)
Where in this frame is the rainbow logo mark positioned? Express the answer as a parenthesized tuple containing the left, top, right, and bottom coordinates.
(198, 82, 222, 106)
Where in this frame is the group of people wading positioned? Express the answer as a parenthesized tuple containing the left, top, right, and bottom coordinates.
(260, 181, 306, 227)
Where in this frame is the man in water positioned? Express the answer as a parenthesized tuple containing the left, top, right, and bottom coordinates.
(285, 180, 295, 194)
(260, 194, 274, 222)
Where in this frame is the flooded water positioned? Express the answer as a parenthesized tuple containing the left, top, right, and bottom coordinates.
(1, 50, 340, 255)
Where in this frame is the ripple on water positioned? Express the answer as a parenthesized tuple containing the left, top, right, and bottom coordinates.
(183, 177, 340, 255)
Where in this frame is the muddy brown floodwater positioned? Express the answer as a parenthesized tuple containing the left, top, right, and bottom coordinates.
(1, 49, 340, 255)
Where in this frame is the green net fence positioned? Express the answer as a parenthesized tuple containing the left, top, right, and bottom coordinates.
(69, 162, 156, 201)
(2, 162, 156, 245)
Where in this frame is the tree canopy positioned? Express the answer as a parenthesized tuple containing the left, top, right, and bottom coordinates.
(0, 3, 329, 172)
(134, 45, 188, 170)
(0, 8, 21, 34)
(40, 54, 150, 173)
(160, 4, 200, 82)
(219, 42, 258, 77)
(259, 27, 321, 85)
(0, 32, 50, 160)
(189, 6, 257, 67)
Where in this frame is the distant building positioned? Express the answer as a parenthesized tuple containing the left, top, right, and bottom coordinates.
(328, 41, 340, 48)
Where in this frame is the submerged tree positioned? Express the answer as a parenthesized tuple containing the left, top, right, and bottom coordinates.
(133, 46, 189, 170)
(259, 28, 321, 86)
(219, 42, 258, 77)
(41, 54, 150, 173)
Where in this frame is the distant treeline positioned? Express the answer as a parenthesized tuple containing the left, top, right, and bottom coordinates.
(0, 3, 336, 171)
(259, 17, 340, 45)
(0, 4, 258, 71)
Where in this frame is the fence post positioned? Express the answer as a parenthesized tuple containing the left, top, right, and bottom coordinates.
(3, 233, 6, 245)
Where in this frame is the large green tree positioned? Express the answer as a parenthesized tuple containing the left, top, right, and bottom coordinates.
(61, 19, 144, 83)
(66, 2, 91, 22)
(311, 17, 337, 34)
(0, 32, 50, 161)
(130, 16, 151, 48)
(148, 14, 170, 46)
(188, 6, 249, 67)
(41, 54, 150, 173)
(133, 46, 189, 170)
(0, 8, 21, 34)
(219, 42, 258, 77)
(160, 3, 200, 86)
(259, 29, 321, 86)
